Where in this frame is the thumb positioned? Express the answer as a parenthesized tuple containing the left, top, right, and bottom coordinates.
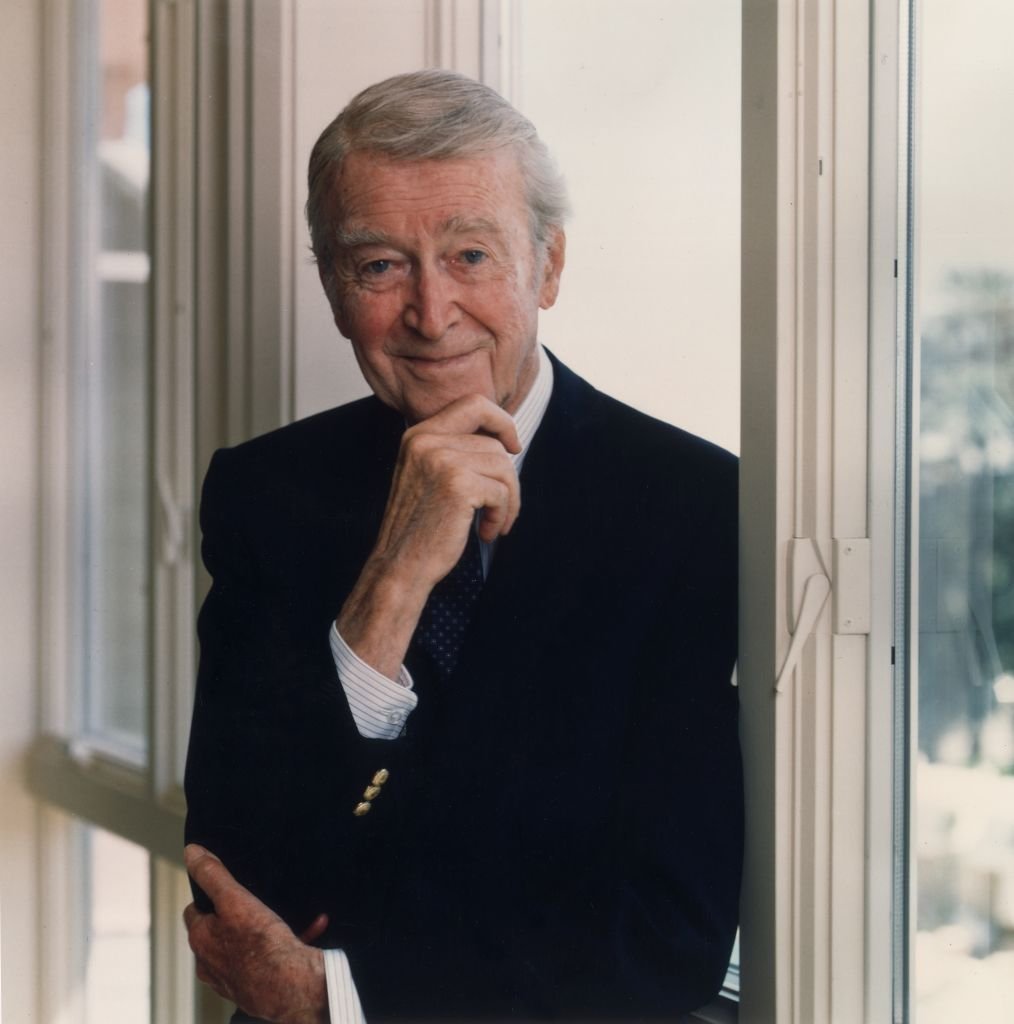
(298, 913, 329, 944)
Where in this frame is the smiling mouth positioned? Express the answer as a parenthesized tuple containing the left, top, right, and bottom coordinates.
(401, 350, 480, 371)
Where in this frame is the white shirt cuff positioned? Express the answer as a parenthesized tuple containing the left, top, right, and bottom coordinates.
(323, 948, 366, 1023)
(329, 622, 418, 739)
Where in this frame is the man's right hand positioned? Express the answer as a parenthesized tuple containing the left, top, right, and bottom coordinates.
(183, 845, 329, 1024)
(336, 394, 521, 679)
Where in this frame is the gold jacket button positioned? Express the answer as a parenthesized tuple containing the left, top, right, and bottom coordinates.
(353, 801, 372, 817)
(372, 769, 390, 786)
(363, 785, 382, 800)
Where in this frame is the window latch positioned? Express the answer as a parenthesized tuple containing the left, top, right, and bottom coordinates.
(775, 537, 831, 692)
(157, 475, 186, 566)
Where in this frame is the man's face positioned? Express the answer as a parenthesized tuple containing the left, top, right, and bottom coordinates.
(322, 149, 565, 424)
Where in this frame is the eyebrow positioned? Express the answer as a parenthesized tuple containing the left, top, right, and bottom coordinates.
(334, 216, 504, 252)
(440, 215, 504, 238)
(334, 226, 393, 249)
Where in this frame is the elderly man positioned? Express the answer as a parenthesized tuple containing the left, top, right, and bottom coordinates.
(183, 70, 741, 1023)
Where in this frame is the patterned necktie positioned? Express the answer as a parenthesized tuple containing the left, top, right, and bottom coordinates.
(415, 526, 484, 678)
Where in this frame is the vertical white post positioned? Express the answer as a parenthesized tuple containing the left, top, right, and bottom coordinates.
(740, 1, 897, 1020)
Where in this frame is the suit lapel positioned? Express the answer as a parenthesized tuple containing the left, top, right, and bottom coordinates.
(450, 355, 602, 706)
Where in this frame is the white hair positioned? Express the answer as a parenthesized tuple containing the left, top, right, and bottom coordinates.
(306, 70, 569, 282)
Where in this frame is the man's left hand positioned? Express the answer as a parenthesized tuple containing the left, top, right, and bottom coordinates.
(182, 844, 329, 1024)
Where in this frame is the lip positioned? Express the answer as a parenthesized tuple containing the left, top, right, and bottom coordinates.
(398, 350, 482, 372)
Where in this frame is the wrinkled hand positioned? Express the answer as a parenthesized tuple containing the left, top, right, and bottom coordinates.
(337, 394, 521, 677)
(378, 393, 521, 575)
(182, 845, 329, 1024)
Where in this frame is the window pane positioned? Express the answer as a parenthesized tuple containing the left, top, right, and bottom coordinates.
(912, 2, 1014, 1018)
(85, 827, 150, 1022)
(77, 0, 150, 752)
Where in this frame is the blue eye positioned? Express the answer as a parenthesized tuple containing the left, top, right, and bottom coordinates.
(362, 259, 392, 276)
(461, 249, 486, 265)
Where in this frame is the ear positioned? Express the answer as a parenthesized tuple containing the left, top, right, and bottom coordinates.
(537, 228, 566, 310)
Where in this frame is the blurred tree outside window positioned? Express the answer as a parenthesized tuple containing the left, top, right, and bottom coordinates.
(912, 4, 1014, 1017)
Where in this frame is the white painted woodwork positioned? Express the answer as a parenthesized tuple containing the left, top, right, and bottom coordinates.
(740, 1, 899, 1022)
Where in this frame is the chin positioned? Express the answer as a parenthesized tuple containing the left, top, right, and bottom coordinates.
(400, 381, 498, 423)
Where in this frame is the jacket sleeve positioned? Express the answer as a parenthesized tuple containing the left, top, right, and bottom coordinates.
(184, 448, 349, 930)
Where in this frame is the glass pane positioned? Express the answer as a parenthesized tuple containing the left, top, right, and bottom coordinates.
(912, 2, 1014, 1019)
(77, 0, 151, 752)
(84, 827, 151, 1022)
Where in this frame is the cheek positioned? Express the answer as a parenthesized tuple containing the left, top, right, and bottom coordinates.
(341, 295, 400, 348)
(488, 301, 539, 371)
(502, 294, 539, 337)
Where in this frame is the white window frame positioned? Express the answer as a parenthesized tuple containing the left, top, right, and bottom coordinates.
(29, 1, 219, 1021)
(739, 0, 903, 1021)
(32, 0, 194, 839)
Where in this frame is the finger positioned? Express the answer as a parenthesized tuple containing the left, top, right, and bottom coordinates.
(184, 843, 221, 871)
(194, 958, 213, 985)
(410, 395, 521, 454)
(467, 476, 518, 541)
(398, 428, 512, 478)
(396, 447, 520, 538)
(183, 845, 240, 906)
(182, 901, 201, 932)
(451, 465, 520, 540)
(475, 460, 521, 535)
(478, 502, 515, 542)
(411, 432, 515, 458)
(446, 452, 521, 494)
(298, 913, 329, 944)
(428, 461, 517, 534)
(184, 913, 213, 960)
(195, 958, 232, 1002)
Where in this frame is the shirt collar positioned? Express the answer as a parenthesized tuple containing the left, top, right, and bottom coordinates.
(510, 344, 553, 472)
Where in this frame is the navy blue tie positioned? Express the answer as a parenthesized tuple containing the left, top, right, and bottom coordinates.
(415, 526, 484, 678)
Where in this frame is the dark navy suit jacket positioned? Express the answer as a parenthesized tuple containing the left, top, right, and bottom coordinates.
(184, 353, 742, 1020)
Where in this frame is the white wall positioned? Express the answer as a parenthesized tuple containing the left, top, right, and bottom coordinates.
(291, 0, 439, 418)
(517, 0, 740, 453)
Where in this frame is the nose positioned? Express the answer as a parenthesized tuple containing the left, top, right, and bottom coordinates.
(402, 262, 461, 341)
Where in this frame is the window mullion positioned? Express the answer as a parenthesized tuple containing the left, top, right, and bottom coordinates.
(39, 0, 77, 741)
(740, 1, 891, 1020)
(151, 857, 196, 1024)
(150, 0, 197, 808)
(866, 0, 905, 1019)
(37, 808, 89, 1024)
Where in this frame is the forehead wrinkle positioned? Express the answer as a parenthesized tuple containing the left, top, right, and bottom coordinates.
(339, 181, 503, 226)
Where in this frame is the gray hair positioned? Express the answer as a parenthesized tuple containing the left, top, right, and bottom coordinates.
(306, 69, 569, 278)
